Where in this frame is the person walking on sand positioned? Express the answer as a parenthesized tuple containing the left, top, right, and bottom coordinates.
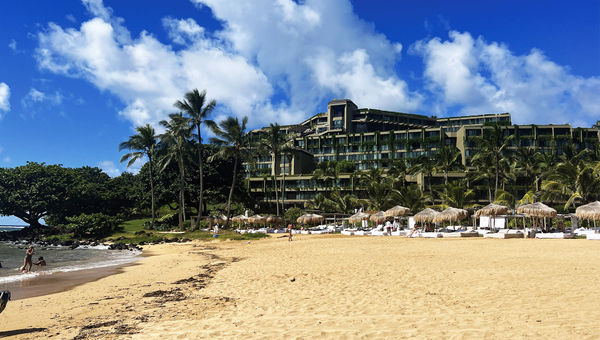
(288, 224, 293, 242)
(20, 245, 34, 273)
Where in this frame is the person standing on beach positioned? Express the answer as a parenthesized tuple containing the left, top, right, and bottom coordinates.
(20, 245, 34, 273)
(288, 224, 293, 242)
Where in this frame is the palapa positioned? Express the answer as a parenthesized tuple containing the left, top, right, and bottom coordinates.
(296, 213, 324, 225)
(516, 202, 557, 218)
(433, 207, 469, 223)
(384, 205, 411, 217)
(575, 201, 600, 221)
(413, 208, 439, 223)
(231, 215, 248, 223)
(369, 211, 389, 224)
(248, 214, 266, 224)
(474, 203, 510, 218)
(348, 212, 370, 224)
(266, 215, 284, 224)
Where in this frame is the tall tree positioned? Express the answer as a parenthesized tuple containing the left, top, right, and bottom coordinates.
(513, 148, 541, 192)
(159, 112, 192, 229)
(408, 155, 436, 205)
(174, 89, 216, 223)
(119, 124, 158, 227)
(360, 168, 394, 211)
(471, 124, 514, 199)
(209, 116, 249, 228)
(434, 146, 463, 185)
(257, 124, 292, 216)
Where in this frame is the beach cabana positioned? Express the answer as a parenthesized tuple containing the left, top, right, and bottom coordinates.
(369, 211, 389, 225)
(296, 213, 324, 225)
(517, 202, 557, 231)
(384, 205, 411, 218)
(266, 215, 284, 225)
(474, 203, 509, 230)
(413, 208, 439, 223)
(248, 214, 266, 225)
(348, 212, 370, 225)
(575, 201, 600, 233)
(432, 207, 469, 225)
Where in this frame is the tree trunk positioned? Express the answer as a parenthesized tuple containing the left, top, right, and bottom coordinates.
(149, 155, 156, 228)
(273, 153, 280, 216)
(444, 171, 448, 185)
(225, 155, 239, 229)
(281, 171, 286, 215)
(178, 150, 186, 229)
(495, 156, 499, 199)
(428, 173, 434, 205)
(197, 124, 204, 226)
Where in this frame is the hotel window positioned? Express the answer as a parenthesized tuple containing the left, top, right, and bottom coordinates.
(333, 119, 343, 129)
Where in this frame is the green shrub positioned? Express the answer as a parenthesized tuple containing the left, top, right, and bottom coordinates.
(157, 212, 178, 225)
(284, 207, 305, 224)
(65, 213, 122, 238)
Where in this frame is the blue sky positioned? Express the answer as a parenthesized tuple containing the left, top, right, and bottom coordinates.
(0, 0, 599, 223)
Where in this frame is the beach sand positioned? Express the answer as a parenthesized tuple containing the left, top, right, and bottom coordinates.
(1, 235, 599, 339)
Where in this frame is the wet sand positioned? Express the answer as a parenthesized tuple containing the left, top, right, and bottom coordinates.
(1, 236, 599, 339)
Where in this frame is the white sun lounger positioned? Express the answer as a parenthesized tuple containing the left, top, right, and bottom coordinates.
(587, 233, 600, 240)
(535, 233, 574, 239)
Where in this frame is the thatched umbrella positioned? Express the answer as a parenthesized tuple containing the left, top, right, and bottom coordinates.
(231, 214, 248, 227)
(575, 201, 600, 232)
(248, 214, 266, 225)
(474, 203, 509, 230)
(413, 208, 439, 223)
(433, 207, 469, 224)
(517, 202, 557, 218)
(474, 203, 510, 218)
(369, 211, 389, 224)
(296, 213, 323, 225)
(385, 205, 411, 218)
(517, 202, 557, 231)
(348, 212, 370, 224)
(266, 215, 284, 225)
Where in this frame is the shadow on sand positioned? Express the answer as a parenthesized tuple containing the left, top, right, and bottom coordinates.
(0, 327, 46, 337)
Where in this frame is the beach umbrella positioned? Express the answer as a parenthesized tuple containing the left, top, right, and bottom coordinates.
(474, 203, 510, 218)
(348, 212, 370, 224)
(433, 207, 469, 224)
(516, 202, 557, 218)
(297, 213, 324, 225)
(413, 208, 439, 223)
(369, 211, 389, 224)
(266, 215, 284, 225)
(232, 215, 248, 223)
(384, 205, 411, 218)
(210, 215, 227, 224)
(575, 201, 600, 232)
(248, 214, 266, 224)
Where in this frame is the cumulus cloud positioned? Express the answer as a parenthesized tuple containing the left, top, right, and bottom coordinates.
(411, 31, 600, 125)
(162, 17, 205, 45)
(0, 82, 10, 113)
(98, 160, 121, 177)
(195, 0, 420, 112)
(21, 87, 63, 109)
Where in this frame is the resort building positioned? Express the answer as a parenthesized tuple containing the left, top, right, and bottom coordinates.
(245, 99, 600, 207)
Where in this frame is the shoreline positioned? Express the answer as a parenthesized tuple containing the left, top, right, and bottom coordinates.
(1, 236, 599, 339)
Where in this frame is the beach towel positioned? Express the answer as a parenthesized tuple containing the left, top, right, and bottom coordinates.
(0, 290, 10, 314)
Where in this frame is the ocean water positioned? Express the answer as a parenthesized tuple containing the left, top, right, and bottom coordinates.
(0, 242, 141, 286)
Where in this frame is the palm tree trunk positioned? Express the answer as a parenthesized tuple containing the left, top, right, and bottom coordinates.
(225, 155, 239, 229)
(197, 124, 204, 226)
(495, 156, 499, 199)
(273, 175, 280, 216)
(444, 171, 448, 185)
(428, 173, 434, 205)
(178, 150, 186, 229)
(281, 169, 286, 215)
(148, 155, 156, 227)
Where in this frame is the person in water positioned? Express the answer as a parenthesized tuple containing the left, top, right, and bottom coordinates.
(20, 245, 34, 273)
(34, 256, 46, 266)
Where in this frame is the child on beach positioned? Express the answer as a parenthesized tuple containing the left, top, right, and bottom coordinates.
(288, 224, 293, 242)
(20, 245, 34, 273)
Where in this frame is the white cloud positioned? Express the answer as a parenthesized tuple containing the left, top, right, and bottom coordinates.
(21, 87, 63, 109)
(98, 160, 121, 177)
(411, 31, 600, 125)
(8, 39, 17, 52)
(0, 82, 10, 113)
(162, 17, 205, 45)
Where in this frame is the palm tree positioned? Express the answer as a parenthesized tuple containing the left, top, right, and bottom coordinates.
(392, 184, 429, 213)
(513, 148, 542, 191)
(467, 152, 495, 203)
(437, 181, 475, 208)
(327, 190, 360, 214)
(174, 89, 216, 224)
(208, 116, 249, 228)
(434, 146, 463, 185)
(119, 124, 158, 227)
(408, 155, 436, 205)
(257, 124, 292, 216)
(471, 124, 514, 199)
(388, 159, 408, 188)
(541, 161, 600, 210)
(360, 168, 394, 211)
(159, 112, 192, 229)
(312, 161, 338, 189)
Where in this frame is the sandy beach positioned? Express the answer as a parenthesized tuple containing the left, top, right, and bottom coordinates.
(1, 235, 599, 339)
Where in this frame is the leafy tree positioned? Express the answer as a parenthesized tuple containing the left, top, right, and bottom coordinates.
(437, 181, 475, 208)
(408, 155, 436, 205)
(65, 213, 122, 239)
(174, 89, 216, 223)
(360, 168, 394, 211)
(434, 146, 463, 185)
(159, 112, 193, 228)
(209, 116, 249, 228)
(119, 124, 158, 227)
(392, 184, 429, 213)
(312, 161, 339, 189)
(284, 207, 304, 224)
(470, 124, 514, 199)
(541, 161, 600, 210)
